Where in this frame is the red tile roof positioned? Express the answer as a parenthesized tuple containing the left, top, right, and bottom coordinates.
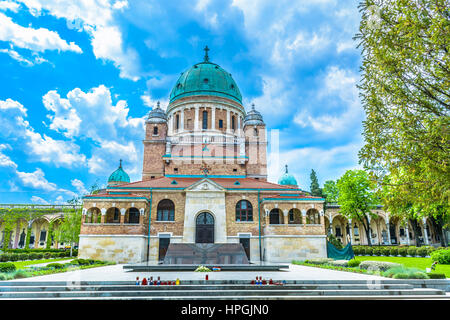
(108, 176, 303, 191)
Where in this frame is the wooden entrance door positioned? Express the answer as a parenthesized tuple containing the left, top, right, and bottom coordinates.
(195, 212, 214, 243)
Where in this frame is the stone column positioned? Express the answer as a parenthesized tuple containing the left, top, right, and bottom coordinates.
(405, 221, 411, 245)
(180, 109, 185, 131)
(168, 114, 173, 135)
(237, 115, 241, 135)
(120, 208, 126, 224)
(283, 209, 289, 224)
(194, 106, 199, 131)
(226, 108, 231, 133)
(386, 221, 391, 245)
(211, 106, 216, 130)
(100, 208, 106, 224)
(301, 209, 307, 225)
(422, 218, 430, 245)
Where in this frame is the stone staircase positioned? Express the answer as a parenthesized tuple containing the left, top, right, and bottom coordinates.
(0, 280, 448, 299)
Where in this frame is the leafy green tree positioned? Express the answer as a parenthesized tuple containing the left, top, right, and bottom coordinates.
(310, 169, 323, 197)
(336, 170, 379, 246)
(355, 0, 449, 218)
(323, 180, 339, 203)
(58, 199, 82, 257)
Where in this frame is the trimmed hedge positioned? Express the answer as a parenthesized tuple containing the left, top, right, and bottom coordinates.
(348, 259, 361, 268)
(353, 245, 436, 257)
(0, 249, 77, 263)
(46, 263, 65, 269)
(0, 262, 16, 273)
(427, 273, 446, 279)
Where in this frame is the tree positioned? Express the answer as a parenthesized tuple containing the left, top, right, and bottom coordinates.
(323, 180, 339, 203)
(336, 170, 379, 246)
(310, 169, 323, 197)
(58, 199, 82, 257)
(355, 0, 449, 218)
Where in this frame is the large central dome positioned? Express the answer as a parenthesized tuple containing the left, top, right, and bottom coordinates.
(169, 47, 242, 105)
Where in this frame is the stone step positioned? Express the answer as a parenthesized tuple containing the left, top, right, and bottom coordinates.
(0, 283, 415, 292)
(0, 288, 444, 299)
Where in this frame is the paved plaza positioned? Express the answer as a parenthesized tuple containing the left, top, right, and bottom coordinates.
(10, 263, 388, 282)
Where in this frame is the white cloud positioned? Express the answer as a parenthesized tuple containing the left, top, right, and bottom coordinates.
(71, 178, 88, 195)
(16, 168, 57, 191)
(0, 98, 27, 115)
(31, 195, 49, 204)
(0, 12, 82, 53)
(0, 1, 20, 12)
(294, 66, 363, 135)
(0, 144, 17, 169)
(17, 0, 140, 80)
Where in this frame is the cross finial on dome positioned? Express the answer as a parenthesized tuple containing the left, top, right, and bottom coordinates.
(285, 164, 288, 173)
(119, 159, 123, 168)
(156, 101, 160, 108)
(251, 103, 255, 110)
(204, 45, 210, 62)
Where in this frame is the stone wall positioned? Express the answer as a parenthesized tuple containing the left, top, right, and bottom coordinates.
(263, 235, 327, 263)
(78, 235, 148, 263)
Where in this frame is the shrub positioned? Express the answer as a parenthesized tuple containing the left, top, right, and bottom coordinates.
(411, 272, 429, 279)
(381, 247, 391, 256)
(430, 249, 450, 265)
(195, 265, 211, 272)
(398, 247, 408, 257)
(383, 266, 429, 279)
(407, 246, 417, 257)
(59, 252, 66, 258)
(0, 273, 6, 280)
(393, 273, 410, 279)
(348, 259, 361, 268)
(353, 247, 361, 255)
(330, 260, 349, 267)
(389, 247, 399, 256)
(13, 270, 28, 279)
(29, 252, 39, 260)
(0, 254, 12, 262)
(18, 253, 28, 261)
(0, 262, 16, 273)
(427, 273, 446, 279)
(416, 247, 428, 257)
(36, 253, 44, 259)
(304, 258, 334, 265)
(359, 261, 402, 272)
(364, 247, 373, 256)
(373, 248, 381, 256)
(9, 254, 19, 262)
(46, 263, 65, 269)
(51, 252, 60, 258)
(43, 252, 51, 259)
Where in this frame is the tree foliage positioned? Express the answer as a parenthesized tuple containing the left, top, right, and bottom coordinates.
(310, 169, 323, 197)
(355, 0, 450, 217)
(323, 180, 339, 203)
(336, 170, 379, 246)
(58, 200, 82, 256)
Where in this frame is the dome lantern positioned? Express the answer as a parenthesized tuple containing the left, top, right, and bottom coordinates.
(108, 159, 130, 186)
(244, 103, 265, 126)
(278, 165, 298, 187)
(147, 101, 167, 124)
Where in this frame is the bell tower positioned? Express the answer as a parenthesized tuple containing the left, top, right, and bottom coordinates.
(142, 102, 168, 180)
(244, 104, 267, 180)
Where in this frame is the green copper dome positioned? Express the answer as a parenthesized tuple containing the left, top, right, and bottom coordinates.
(108, 160, 130, 185)
(278, 165, 298, 186)
(169, 46, 242, 105)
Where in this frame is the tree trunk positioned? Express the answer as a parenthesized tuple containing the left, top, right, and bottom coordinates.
(360, 216, 372, 246)
(70, 242, 73, 257)
(410, 219, 422, 247)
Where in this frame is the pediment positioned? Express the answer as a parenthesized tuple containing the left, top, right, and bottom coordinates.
(185, 178, 225, 192)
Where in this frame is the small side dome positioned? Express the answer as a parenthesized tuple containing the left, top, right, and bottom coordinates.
(278, 165, 297, 187)
(108, 160, 130, 186)
(147, 101, 167, 124)
(244, 104, 265, 126)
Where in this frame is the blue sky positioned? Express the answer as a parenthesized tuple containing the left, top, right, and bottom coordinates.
(0, 0, 364, 204)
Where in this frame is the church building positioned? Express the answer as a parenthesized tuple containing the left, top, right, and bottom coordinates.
(78, 48, 327, 263)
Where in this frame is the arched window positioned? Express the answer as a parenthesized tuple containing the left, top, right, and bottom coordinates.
(157, 199, 175, 221)
(231, 115, 236, 130)
(288, 209, 302, 224)
(269, 209, 281, 224)
(153, 126, 158, 135)
(176, 114, 180, 130)
(106, 207, 120, 223)
(306, 209, 320, 224)
(126, 207, 140, 224)
(202, 110, 208, 129)
(236, 200, 253, 222)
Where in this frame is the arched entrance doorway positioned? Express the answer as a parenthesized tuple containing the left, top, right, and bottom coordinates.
(195, 212, 214, 243)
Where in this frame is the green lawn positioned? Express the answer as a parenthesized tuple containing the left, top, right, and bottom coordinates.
(354, 256, 450, 278)
(12, 257, 74, 269)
